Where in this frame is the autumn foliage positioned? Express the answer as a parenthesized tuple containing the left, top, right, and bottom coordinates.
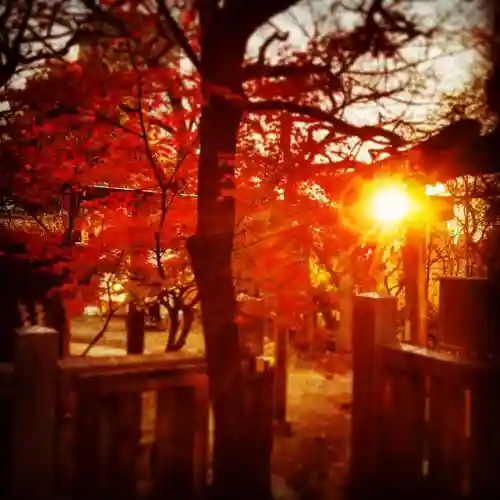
(1, 27, 357, 331)
(1, 25, 202, 312)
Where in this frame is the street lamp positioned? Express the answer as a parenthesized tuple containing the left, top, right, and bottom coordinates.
(367, 182, 413, 225)
(338, 176, 454, 347)
(361, 178, 455, 347)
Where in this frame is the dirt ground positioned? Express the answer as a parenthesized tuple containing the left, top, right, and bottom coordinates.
(70, 317, 352, 500)
(271, 361, 351, 500)
(70, 316, 205, 356)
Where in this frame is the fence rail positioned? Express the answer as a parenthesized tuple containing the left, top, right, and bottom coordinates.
(0, 325, 275, 500)
(351, 293, 500, 500)
(0, 326, 210, 500)
(377, 343, 500, 500)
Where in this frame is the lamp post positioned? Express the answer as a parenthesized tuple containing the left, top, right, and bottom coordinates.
(364, 179, 454, 348)
(402, 208, 428, 346)
(365, 180, 427, 345)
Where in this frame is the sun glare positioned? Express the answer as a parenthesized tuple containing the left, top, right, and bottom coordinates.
(369, 184, 411, 224)
(425, 182, 448, 196)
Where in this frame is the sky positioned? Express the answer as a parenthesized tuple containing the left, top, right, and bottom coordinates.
(249, 1, 487, 104)
(250, 0, 486, 89)
(245, 0, 489, 159)
(3, 0, 489, 145)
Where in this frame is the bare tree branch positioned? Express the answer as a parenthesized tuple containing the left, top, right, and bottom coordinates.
(245, 99, 405, 146)
(242, 62, 339, 85)
(0, 0, 90, 88)
(257, 30, 288, 65)
(157, 0, 201, 71)
(81, 306, 119, 356)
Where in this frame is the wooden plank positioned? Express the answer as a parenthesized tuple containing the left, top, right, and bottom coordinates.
(192, 383, 210, 498)
(152, 385, 198, 500)
(73, 376, 108, 500)
(381, 343, 497, 385)
(106, 392, 142, 500)
(381, 345, 500, 499)
(351, 294, 397, 494)
(378, 365, 426, 498)
(244, 367, 275, 498)
(97, 370, 207, 395)
(0, 395, 12, 498)
(351, 296, 377, 486)
(0, 363, 13, 395)
(61, 362, 206, 395)
(10, 326, 59, 500)
(55, 381, 76, 499)
(427, 376, 468, 498)
(439, 277, 488, 357)
(59, 353, 205, 377)
(469, 370, 500, 500)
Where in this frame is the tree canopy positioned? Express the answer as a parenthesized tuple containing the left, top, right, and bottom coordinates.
(0, 1, 495, 498)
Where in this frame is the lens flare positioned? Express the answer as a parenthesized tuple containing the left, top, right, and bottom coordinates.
(369, 184, 411, 224)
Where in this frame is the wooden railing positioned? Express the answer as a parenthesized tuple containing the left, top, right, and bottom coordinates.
(351, 294, 500, 500)
(376, 344, 500, 499)
(0, 326, 209, 500)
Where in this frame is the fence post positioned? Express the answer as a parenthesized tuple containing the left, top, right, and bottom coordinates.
(273, 323, 292, 435)
(10, 325, 59, 500)
(350, 294, 397, 498)
(153, 384, 200, 499)
(439, 276, 493, 357)
(244, 358, 275, 500)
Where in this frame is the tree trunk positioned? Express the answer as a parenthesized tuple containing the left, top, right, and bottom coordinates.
(171, 306, 194, 351)
(187, 25, 273, 500)
(43, 293, 70, 357)
(148, 301, 162, 325)
(165, 303, 180, 352)
(126, 302, 145, 354)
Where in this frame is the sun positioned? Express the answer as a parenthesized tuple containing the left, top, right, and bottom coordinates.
(369, 184, 411, 224)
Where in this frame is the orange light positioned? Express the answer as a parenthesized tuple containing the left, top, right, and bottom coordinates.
(369, 184, 412, 224)
(425, 182, 448, 196)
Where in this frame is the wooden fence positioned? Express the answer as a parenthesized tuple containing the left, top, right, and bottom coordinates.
(0, 325, 211, 500)
(351, 294, 500, 500)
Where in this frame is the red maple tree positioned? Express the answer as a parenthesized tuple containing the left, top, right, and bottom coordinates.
(0, 1, 462, 498)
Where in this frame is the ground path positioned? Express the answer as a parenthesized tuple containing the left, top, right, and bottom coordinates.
(70, 317, 352, 500)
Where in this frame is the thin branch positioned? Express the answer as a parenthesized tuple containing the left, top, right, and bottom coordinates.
(257, 30, 288, 65)
(245, 99, 405, 147)
(242, 62, 335, 82)
(156, 0, 201, 71)
(28, 212, 51, 233)
(80, 306, 119, 356)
